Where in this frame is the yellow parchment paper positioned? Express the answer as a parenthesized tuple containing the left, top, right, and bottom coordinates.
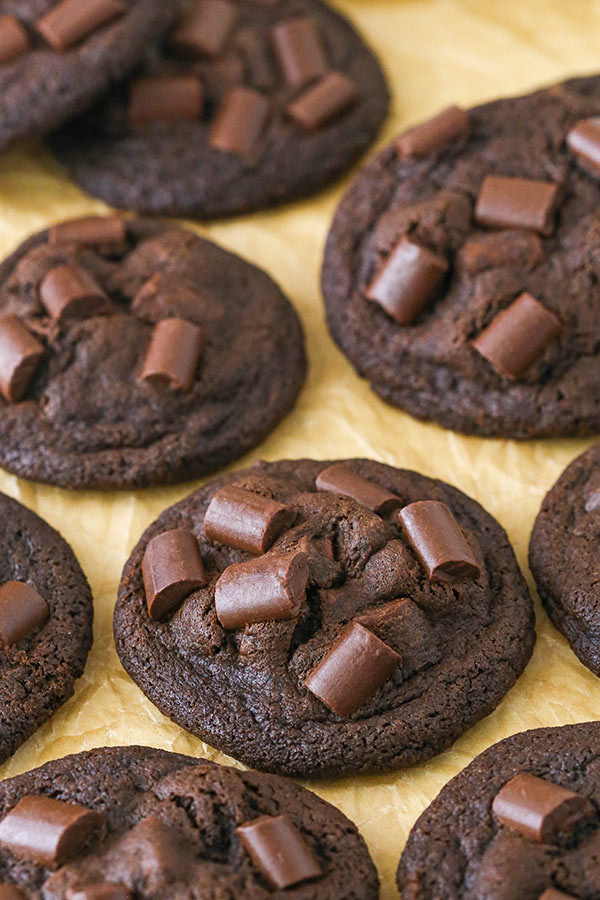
(2, 1, 600, 895)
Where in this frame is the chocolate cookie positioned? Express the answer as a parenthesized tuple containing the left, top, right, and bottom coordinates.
(48, 0, 389, 218)
(322, 75, 600, 438)
(115, 458, 534, 778)
(397, 722, 600, 900)
(0, 745, 379, 898)
(0, 0, 174, 150)
(0, 216, 306, 489)
(0, 491, 92, 765)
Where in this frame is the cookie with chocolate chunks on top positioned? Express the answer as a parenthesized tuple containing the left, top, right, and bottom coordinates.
(48, 0, 389, 218)
(0, 745, 378, 899)
(0, 217, 306, 489)
(115, 458, 534, 778)
(323, 74, 600, 438)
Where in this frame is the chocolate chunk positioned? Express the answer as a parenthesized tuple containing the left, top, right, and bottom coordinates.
(396, 106, 469, 158)
(0, 886, 25, 900)
(0, 316, 45, 403)
(398, 500, 481, 582)
(270, 17, 327, 89)
(0, 581, 49, 648)
(204, 485, 294, 554)
(142, 529, 206, 621)
(48, 216, 127, 249)
(40, 264, 111, 321)
(584, 470, 600, 512)
(169, 0, 238, 58)
(356, 598, 440, 675)
(67, 886, 131, 900)
(140, 317, 204, 391)
(37, 0, 125, 52)
(538, 891, 578, 900)
(304, 622, 400, 717)
(567, 117, 600, 174)
(492, 773, 590, 843)
(365, 237, 448, 326)
(0, 796, 103, 868)
(458, 230, 544, 275)
(287, 72, 358, 131)
(0, 16, 29, 64)
(210, 87, 270, 158)
(215, 550, 308, 630)
(237, 814, 323, 890)
(475, 175, 561, 236)
(110, 816, 189, 884)
(316, 463, 402, 515)
(471, 292, 562, 379)
(129, 77, 204, 127)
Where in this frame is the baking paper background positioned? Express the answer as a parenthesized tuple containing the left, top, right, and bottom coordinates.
(1, 1, 600, 895)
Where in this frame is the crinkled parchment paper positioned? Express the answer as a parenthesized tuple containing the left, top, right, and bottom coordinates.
(2, 1, 600, 895)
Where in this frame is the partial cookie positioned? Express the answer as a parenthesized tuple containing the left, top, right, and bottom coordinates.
(397, 722, 600, 900)
(0, 216, 306, 489)
(0, 491, 92, 764)
(0, 0, 174, 150)
(48, 0, 389, 218)
(0, 745, 378, 898)
(115, 458, 534, 778)
(323, 75, 600, 438)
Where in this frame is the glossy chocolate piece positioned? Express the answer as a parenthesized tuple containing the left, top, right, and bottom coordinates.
(0, 581, 49, 648)
(304, 622, 400, 717)
(0, 796, 103, 868)
(316, 463, 401, 515)
(48, 216, 127, 249)
(458, 230, 544, 275)
(204, 485, 294, 554)
(567, 117, 600, 174)
(169, 0, 238, 58)
(471, 292, 561, 379)
(492, 773, 589, 843)
(0, 16, 29, 64)
(142, 529, 205, 621)
(140, 317, 204, 391)
(0, 316, 45, 403)
(475, 175, 561, 236)
(0, 885, 25, 900)
(215, 550, 308, 630)
(365, 238, 448, 325)
(40, 264, 111, 321)
(538, 890, 577, 900)
(270, 17, 327, 89)
(237, 814, 323, 890)
(67, 884, 131, 900)
(287, 72, 358, 131)
(37, 0, 125, 52)
(129, 77, 203, 127)
(396, 105, 469, 158)
(210, 87, 270, 158)
(398, 500, 481, 582)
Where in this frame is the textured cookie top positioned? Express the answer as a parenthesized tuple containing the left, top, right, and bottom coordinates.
(115, 458, 534, 777)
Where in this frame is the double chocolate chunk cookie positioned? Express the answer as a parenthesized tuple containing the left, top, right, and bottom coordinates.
(49, 0, 389, 218)
(397, 722, 600, 900)
(0, 492, 92, 765)
(0, 0, 174, 150)
(0, 745, 378, 898)
(115, 458, 534, 778)
(0, 216, 306, 489)
(323, 75, 600, 438)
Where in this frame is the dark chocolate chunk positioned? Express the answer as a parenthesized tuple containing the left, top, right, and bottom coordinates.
(471, 292, 561, 379)
(36, 0, 126, 52)
(398, 500, 481, 582)
(169, 0, 238, 58)
(538, 890, 578, 900)
(140, 317, 204, 391)
(458, 230, 544, 275)
(129, 77, 204, 127)
(237, 814, 323, 890)
(0, 316, 45, 403)
(67, 886, 131, 900)
(0, 886, 25, 900)
(304, 622, 400, 717)
(316, 463, 401, 515)
(287, 72, 358, 131)
(365, 237, 448, 325)
(142, 529, 205, 621)
(215, 550, 308, 630)
(356, 598, 440, 675)
(0, 796, 103, 868)
(475, 175, 561, 236)
(270, 17, 327, 89)
(396, 106, 469, 158)
(492, 773, 589, 843)
(48, 216, 127, 249)
(567, 117, 600, 174)
(40, 264, 111, 321)
(0, 16, 29, 65)
(210, 87, 270, 158)
(204, 485, 294, 554)
(0, 581, 49, 648)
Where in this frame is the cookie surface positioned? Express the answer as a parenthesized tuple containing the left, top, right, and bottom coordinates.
(322, 75, 600, 438)
(0, 745, 378, 897)
(48, 0, 389, 218)
(0, 492, 92, 764)
(397, 722, 600, 899)
(0, 0, 174, 150)
(0, 217, 306, 489)
(115, 458, 534, 778)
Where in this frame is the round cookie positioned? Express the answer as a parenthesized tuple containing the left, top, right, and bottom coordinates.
(322, 75, 600, 439)
(0, 491, 92, 765)
(397, 722, 600, 900)
(0, 0, 174, 150)
(0, 745, 379, 898)
(529, 441, 600, 676)
(0, 216, 306, 489)
(115, 458, 535, 778)
(48, 0, 389, 218)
